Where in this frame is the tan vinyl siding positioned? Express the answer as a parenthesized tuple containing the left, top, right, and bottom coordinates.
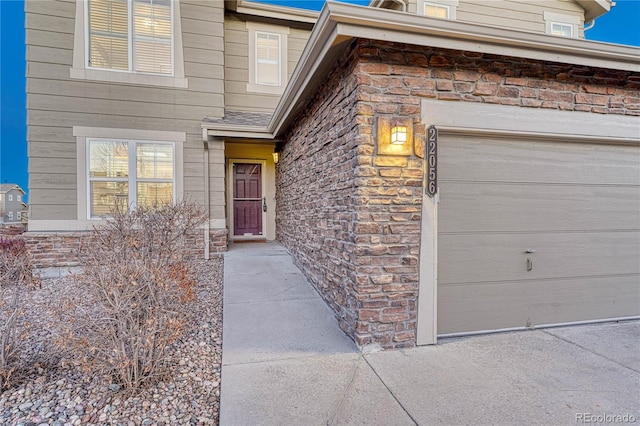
(224, 14, 311, 113)
(457, 0, 584, 34)
(404, 0, 585, 35)
(26, 0, 226, 222)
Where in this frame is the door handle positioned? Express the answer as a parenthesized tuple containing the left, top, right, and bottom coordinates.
(527, 258, 533, 272)
(263, 197, 267, 212)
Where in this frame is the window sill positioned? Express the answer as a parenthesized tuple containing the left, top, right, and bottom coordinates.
(70, 67, 189, 89)
(246, 83, 285, 95)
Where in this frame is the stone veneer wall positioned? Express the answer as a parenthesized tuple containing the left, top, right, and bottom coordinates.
(276, 38, 640, 349)
(276, 49, 364, 338)
(24, 229, 227, 278)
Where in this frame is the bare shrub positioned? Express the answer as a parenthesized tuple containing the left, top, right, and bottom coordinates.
(56, 202, 207, 389)
(0, 237, 40, 390)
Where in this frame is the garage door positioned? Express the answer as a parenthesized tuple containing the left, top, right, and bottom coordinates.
(437, 135, 640, 335)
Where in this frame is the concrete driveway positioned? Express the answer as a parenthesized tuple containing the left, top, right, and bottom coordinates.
(220, 242, 640, 426)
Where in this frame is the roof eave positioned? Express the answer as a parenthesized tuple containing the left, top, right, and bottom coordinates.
(201, 122, 274, 140)
(230, 0, 318, 24)
(268, 1, 639, 137)
(576, 0, 613, 22)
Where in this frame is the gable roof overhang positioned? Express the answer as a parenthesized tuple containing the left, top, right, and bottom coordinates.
(576, 0, 613, 22)
(226, 0, 318, 23)
(0, 184, 25, 195)
(203, 1, 639, 141)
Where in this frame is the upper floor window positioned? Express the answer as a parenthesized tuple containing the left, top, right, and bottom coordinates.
(425, 3, 449, 19)
(87, 0, 173, 75)
(544, 12, 581, 38)
(71, 0, 187, 87)
(420, 0, 458, 20)
(8, 195, 13, 202)
(246, 22, 289, 95)
(16, 195, 21, 202)
(255, 32, 282, 86)
(550, 22, 573, 37)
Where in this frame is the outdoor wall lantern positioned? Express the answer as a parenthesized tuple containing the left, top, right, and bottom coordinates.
(377, 117, 413, 156)
(391, 125, 408, 145)
(273, 142, 283, 164)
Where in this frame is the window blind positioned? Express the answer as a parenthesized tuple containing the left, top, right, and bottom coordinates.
(256, 32, 281, 86)
(88, 0, 172, 75)
(133, 0, 172, 74)
(88, 0, 129, 70)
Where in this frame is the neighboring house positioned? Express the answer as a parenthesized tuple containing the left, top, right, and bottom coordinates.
(26, 0, 639, 349)
(0, 184, 27, 226)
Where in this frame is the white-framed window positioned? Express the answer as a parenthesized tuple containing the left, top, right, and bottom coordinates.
(73, 126, 185, 221)
(87, 138, 175, 217)
(71, 0, 187, 88)
(425, 3, 449, 19)
(544, 12, 581, 38)
(8, 212, 13, 220)
(255, 32, 282, 86)
(8, 194, 13, 201)
(550, 22, 573, 37)
(87, 0, 173, 75)
(16, 195, 21, 202)
(419, 0, 458, 20)
(246, 22, 289, 94)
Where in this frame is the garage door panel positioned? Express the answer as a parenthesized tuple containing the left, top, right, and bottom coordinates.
(440, 137, 640, 185)
(434, 133, 640, 336)
(439, 183, 640, 233)
(438, 275, 640, 335)
(438, 231, 640, 285)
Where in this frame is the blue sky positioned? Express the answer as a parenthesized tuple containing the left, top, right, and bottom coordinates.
(1, 0, 639, 202)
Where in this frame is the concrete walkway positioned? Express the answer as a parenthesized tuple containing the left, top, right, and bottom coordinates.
(220, 242, 640, 426)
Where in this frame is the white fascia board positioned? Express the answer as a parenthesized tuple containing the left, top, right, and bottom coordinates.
(267, 1, 639, 138)
(234, 0, 318, 24)
(210, 1, 637, 140)
(327, 2, 639, 70)
(202, 124, 274, 140)
(270, 12, 343, 136)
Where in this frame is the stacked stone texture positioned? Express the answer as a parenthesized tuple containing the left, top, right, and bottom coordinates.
(24, 229, 226, 270)
(22, 233, 84, 269)
(276, 50, 363, 338)
(276, 38, 640, 349)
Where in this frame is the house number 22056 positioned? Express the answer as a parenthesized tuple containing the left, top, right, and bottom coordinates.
(426, 125, 438, 198)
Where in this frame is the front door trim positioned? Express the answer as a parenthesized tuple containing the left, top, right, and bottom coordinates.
(227, 159, 268, 241)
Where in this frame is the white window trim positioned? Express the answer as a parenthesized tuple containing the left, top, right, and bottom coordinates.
(71, 0, 188, 88)
(246, 21, 289, 95)
(543, 11, 581, 38)
(74, 126, 185, 221)
(418, 0, 458, 20)
(8, 212, 13, 220)
(8, 194, 13, 201)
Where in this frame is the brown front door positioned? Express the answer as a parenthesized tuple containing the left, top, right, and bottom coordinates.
(233, 163, 263, 236)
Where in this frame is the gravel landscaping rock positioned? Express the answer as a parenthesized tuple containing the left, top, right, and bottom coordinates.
(1, 257, 223, 426)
